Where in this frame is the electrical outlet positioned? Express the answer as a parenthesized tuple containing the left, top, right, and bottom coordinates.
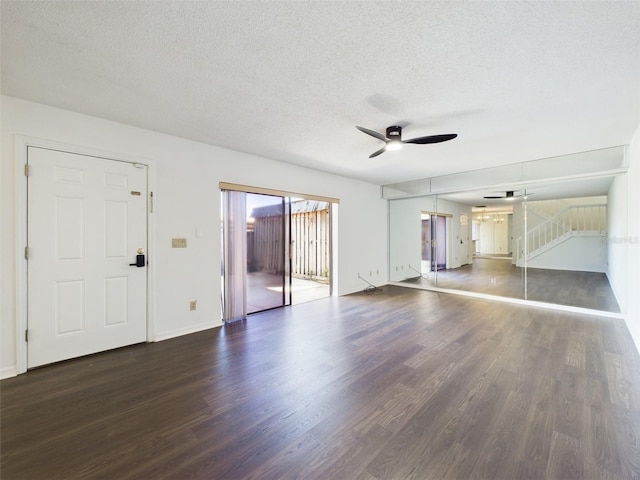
(190, 300, 197, 311)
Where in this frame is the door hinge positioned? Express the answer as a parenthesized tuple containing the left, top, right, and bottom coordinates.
(150, 191, 154, 213)
(25, 330, 29, 342)
(24, 164, 30, 177)
(24, 246, 29, 260)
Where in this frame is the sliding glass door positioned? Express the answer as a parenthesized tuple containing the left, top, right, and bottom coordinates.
(221, 187, 333, 322)
(246, 193, 291, 314)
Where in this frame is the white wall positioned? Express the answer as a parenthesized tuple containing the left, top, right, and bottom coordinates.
(388, 195, 472, 281)
(1, 96, 388, 377)
(526, 236, 607, 272)
(511, 204, 523, 264)
(435, 198, 473, 267)
(607, 174, 628, 311)
(389, 197, 425, 281)
(606, 124, 640, 355)
(622, 125, 640, 353)
(477, 213, 511, 255)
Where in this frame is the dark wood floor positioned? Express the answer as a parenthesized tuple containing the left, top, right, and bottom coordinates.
(406, 257, 620, 312)
(2, 286, 640, 479)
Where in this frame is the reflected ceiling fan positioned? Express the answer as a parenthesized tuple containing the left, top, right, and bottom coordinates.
(483, 190, 532, 200)
(356, 125, 457, 158)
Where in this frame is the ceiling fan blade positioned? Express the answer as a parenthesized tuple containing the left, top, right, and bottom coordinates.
(356, 126, 387, 142)
(403, 133, 458, 144)
(369, 146, 388, 158)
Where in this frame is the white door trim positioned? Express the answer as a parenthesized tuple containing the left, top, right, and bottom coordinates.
(14, 135, 156, 374)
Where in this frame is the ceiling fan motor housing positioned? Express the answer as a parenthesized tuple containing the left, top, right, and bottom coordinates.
(386, 126, 402, 140)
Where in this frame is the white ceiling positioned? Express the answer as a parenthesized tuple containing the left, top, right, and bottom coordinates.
(2, 1, 639, 186)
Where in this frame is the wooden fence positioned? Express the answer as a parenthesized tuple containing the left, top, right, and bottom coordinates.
(248, 215, 284, 274)
(291, 207, 330, 281)
(249, 201, 330, 282)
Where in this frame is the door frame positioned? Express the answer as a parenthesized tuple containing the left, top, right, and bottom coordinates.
(14, 136, 156, 374)
(220, 182, 338, 309)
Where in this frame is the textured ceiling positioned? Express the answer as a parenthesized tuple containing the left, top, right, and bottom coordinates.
(2, 1, 639, 185)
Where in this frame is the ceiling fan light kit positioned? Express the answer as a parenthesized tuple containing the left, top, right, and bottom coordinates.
(385, 141, 402, 151)
(356, 125, 457, 158)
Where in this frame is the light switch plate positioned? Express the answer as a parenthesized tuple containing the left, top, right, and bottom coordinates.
(172, 238, 187, 248)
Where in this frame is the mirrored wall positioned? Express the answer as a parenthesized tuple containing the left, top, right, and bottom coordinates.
(387, 147, 628, 313)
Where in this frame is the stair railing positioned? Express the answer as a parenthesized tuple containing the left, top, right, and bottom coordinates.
(516, 204, 606, 266)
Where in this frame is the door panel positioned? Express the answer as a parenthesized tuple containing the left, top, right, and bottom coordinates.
(246, 193, 288, 313)
(27, 147, 147, 368)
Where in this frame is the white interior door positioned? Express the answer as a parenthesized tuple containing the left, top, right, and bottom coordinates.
(27, 147, 148, 368)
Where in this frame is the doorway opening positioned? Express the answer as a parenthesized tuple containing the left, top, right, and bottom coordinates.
(421, 213, 447, 275)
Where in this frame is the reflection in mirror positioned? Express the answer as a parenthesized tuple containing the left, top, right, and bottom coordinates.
(389, 195, 438, 287)
(390, 193, 486, 293)
(436, 189, 524, 300)
(517, 178, 619, 311)
(389, 173, 625, 313)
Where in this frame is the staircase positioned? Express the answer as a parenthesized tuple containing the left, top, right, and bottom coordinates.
(515, 204, 607, 266)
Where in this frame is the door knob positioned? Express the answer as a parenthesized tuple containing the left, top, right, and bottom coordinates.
(129, 248, 146, 267)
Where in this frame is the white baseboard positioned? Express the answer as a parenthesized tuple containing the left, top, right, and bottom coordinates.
(1, 366, 18, 380)
(1, 323, 223, 378)
(153, 321, 222, 342)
